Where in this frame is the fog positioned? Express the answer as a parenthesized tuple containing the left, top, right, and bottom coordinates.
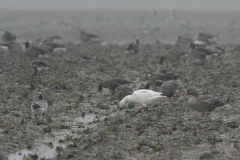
(1, 0, 240, 10)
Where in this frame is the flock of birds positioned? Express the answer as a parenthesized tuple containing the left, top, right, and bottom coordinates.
(2, 29, 239, 121)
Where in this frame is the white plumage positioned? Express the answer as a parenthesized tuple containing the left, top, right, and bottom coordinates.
(119, 89, 166, 112)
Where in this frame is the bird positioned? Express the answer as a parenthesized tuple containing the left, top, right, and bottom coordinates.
(0, 41, 24, 54)
(98, 78, 133, 95)
(38, 40, 65, 53)
(144, 73, 178, 90)
(125, 39, 140, 55)
(197, 32, 215, 42)
(184, 88, 225, 119)
(115, 85, 133, 104)
(160, 81, 178, 102)
(205, 40, 224, 55)
(119, 89, 166, 113)
(1, 31, 18, 42)
(80, 31, 101, 43)
(79, 55, 93, 61)
(32, 61, 49, 77)
(159, 49, 186, 65)
(187, 41, 213, 64)
(23, 42, 47, 58)
(31, 94, 48, 121)
(175, 36, 192, 46)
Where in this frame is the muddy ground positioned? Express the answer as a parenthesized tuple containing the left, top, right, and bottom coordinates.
(1, 9, 240, 160)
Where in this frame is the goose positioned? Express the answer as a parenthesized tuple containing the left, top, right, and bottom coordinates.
(32, 61, 49, 76)
(80, 31, 101, 43)
(159, 49, 186, 65)
(197, 32, 215, 42)
(205, 40, 224, 55)
(187, 41, 213, 64)
(38, 40, 65, 53)
(160, 81, 178, 102)
(175, 36, 193, 46)
(144, 73, 178, 90)
(115, 85, 133, 103)
(0, 41, 24, 54)
(1, 31, 18, 42)
(23, 42, 47, 58)
(98, 78, 133, 95)
(31, 94, 48, 121)
(184, 88, 225, 119)
(125, 39, 140, 55)
(119, 89, 166, 113)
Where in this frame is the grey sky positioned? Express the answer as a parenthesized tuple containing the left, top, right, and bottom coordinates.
(0, 0, 239, 10)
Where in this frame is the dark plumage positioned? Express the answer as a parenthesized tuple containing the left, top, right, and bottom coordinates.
(197, 32, 215, 42)
(0, 41, 24, 54)
(24, 42, 47, 58)
(32, 61, 49, 76)
(1, 31, 18, 42)
(184, 88, 225, 119)
(98, 78, 133, 95)
(160, 81, 178, 101)
(80, 31, 101, 43)
(205, 40, 224, 55)
(144, 73, 178, 89)
(115, 85, 133, 103)
(187, 41, 213, 63)
(176, 36, 193, 46)
(159, 49, 186, 65)
(38, 40, 64, 53)
(125, 39, 140, 54)
(31, 94, 48, 121)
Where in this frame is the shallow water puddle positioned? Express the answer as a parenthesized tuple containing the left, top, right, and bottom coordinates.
(72, 113, 106, 130)
(8, 141, 66, 160)
(8, 114, 104, 160)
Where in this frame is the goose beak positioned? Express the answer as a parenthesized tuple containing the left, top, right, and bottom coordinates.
(184, 93, 188, 97)
(187, 44, 190, 47)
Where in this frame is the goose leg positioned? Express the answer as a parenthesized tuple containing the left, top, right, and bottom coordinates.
(206, 113, 208, 119)
(202, 112, 204, 118)
(136, 105, 147, 114)
(35, 115, 38, 121)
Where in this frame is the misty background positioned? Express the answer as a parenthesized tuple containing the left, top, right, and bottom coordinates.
(0, 0, 240, 10)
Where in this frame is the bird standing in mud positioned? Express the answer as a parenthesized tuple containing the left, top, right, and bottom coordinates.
(32, 61, 49, 77)
(80, 31, 101, 43)
(159, 49, 186, 66)
(119, 89, 166, 113)
(187, 41, 213, 64)
(31, 94, 48, 121)
(160, 81, 178, 102)
(38, 39, 65, 53)
(1, 31, 18, 42)
(144, 73, 178, 90)
(115, 85, 133, 104)
(98, 78, 133, 95)
(23, 42, 48, 58)
(125, 39, 140, 55)
(184, 88, 225, 119)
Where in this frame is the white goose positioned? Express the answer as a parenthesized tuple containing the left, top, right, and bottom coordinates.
(119, 89, 166, 113)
